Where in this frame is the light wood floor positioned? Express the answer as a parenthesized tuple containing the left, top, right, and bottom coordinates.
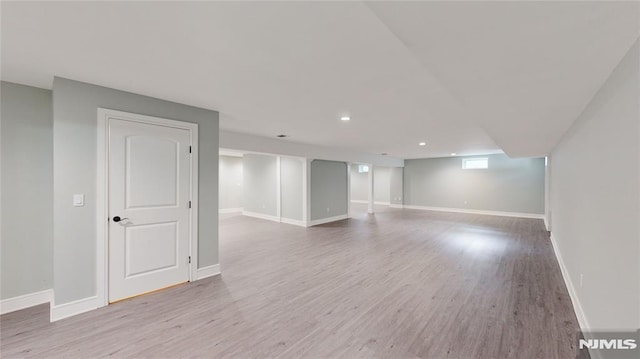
(1, 205, 585, 358)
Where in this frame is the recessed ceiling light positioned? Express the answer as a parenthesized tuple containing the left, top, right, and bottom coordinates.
(276, 134, 288, 138)
(340, 116, 351, 121)
(451, 152, 457, 156)
(419, 142, 426, 146)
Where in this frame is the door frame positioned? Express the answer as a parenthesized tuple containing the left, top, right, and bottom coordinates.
(96, 108, 199, 307)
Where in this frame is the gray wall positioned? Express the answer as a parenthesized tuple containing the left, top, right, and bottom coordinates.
(373, 166, 391, 203)
(219, 155, 243, 210)
(390, 167, 403, 205)
(404, 153, 545, 214)
(52, 77, 219, 305)
(242, 154, 278, 216)
(550, 40, 639, 331)
(311, 160, 348, 220)
(280, 157, 303, 221)
(350, 165, 368, 202)
(1, 82, 53, 300)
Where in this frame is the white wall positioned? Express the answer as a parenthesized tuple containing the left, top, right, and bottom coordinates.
(350, 165, 394, 205)
(219, 155, 243, 211)
(390, 167, 403, 206)
(242, 154, 278, 217)
(350, 165, 369, 202)
(373, 166, 391, 204)
(1, 82, 53, 300)
(280, 157, 303, 221)
(549, 39, 639, 333)
(234, 153, 304, 224)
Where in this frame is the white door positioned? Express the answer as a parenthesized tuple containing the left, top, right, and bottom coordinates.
(108, 118, 191, 302)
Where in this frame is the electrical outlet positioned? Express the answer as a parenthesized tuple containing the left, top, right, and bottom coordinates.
(326, 207, 330, 212)
(73, 194, 84, 207)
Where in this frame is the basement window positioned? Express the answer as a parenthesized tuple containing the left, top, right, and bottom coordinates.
(358, 164, 369, 173)
(462, 157, 488, 170)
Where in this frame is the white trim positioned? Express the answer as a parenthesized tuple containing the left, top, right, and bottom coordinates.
(346, 163, 352, 219)
(389, 204, 404, 209)
(219, 149, 243, 157)
(367, 164, 374, 214)
(196, 264, 221, 280)
(219, 207, 243, 214)
(549, 233, 599, 359)
(351, 200, 391, 206)
(302, 159, 311, 224)
(276, 156, 282, 219)
(50, 296, 101, 322)
(462, 157, 489, 170)
(550, 233, 589, 330)
(242, 210, 281, 223)
(96, 108, 199, 313)
(402, 205, 544, 219)
(544, 216, 550, 231)
(280, 217, 308, 227)
(0, 289, 52, 315)
(189, 120, 200, 283)
(308, 214, 349, 226)
(96, 112, 108, 307)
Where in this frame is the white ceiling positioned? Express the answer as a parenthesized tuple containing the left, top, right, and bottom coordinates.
(2, 1, 638, 159)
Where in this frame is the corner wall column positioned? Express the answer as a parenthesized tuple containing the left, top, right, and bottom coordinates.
(367, 164, 374, 214)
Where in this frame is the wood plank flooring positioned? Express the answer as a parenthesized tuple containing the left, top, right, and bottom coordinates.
(1, 205, 585, 358)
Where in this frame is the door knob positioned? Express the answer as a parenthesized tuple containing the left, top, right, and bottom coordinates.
(112, 216, 128, 222)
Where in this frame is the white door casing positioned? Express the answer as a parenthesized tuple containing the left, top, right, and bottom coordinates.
(97, 109, 198, 305)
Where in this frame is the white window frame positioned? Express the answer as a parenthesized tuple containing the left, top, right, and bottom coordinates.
(462, 157, 489, 170)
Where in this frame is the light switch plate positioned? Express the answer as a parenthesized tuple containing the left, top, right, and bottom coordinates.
(73, 194, 85, 207)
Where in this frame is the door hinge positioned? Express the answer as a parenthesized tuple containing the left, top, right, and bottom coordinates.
(189, 146, 192, 153)
(188, 201, 192, 209)
(188, 256, 191, 264)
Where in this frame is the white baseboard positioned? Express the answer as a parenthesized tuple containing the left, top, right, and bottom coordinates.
(389, 204, 404, 209)
(309, 214, 349, 226)
(242, 210, 280, 223)
(50, 264, 221, 322)
(1, 289, 52, 315)
(196, 264, 221, 280)
(549, 233, 589, 330)
(549, 233, 598, 359)
(350, 200, 391, 206)
(219, 207, 243, 214)
(544, 216, 549, 231)
(242, 211, 317, 228)
(403, 205, 544, 219)
(50, 295, 102, 322)
(280, 217, 307, 227)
